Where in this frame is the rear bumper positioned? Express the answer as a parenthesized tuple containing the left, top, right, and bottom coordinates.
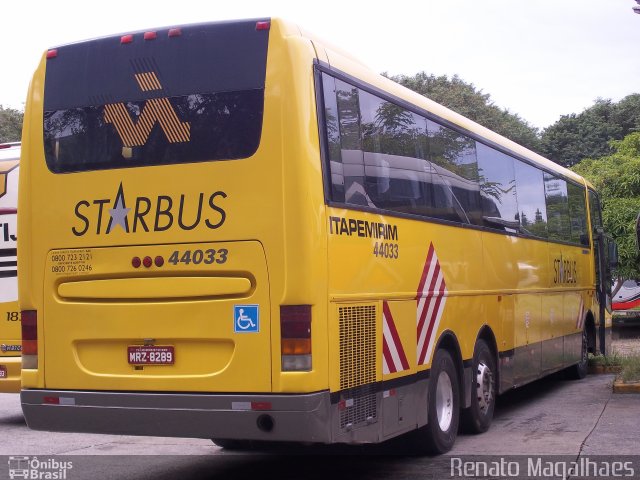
(21, 389, 333, 443)
(0, 357, 21, 393)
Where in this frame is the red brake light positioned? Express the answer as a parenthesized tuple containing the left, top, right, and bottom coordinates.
(22, 310, 38, 355)
(255, 21, 270, 31)
(120, 34, 134, 44)
(280, 306, 312, 370)
(144, 31, 157, 41)
(143, 256, 153, 268)
(281, 305, 311, 338)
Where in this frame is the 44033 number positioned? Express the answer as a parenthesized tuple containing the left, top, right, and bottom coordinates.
(168, 248, 228, 266)
(373, 242, 399, 259)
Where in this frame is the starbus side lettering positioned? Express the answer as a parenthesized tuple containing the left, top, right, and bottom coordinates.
(72, 184, 227, 236)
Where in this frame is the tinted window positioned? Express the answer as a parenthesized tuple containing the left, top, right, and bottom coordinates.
(320, 71, 591, 246)
(476, 142, 519, 233)
(335, 80, 370, 207)
(427, 120, 481, 224)
(321, 73, 344, 202)
(514, 160, 548, 238)
(359, 90, 431, 215)
(544, 173, 571, 242)
(45, 91, 264, 173)
(43, 20, 269, 173)
(567, 182, 589, 246)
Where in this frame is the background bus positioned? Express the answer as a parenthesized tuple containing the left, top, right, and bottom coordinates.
(0, 141, 20, 392)
(19, 18, 614, 454)
(612, 279, 640, 323)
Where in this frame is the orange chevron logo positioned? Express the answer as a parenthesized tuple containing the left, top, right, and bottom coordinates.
(104, 72, 190, 148)
(0, 159, 19, 199)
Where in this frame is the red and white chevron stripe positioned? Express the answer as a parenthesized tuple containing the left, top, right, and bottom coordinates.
(382, 301, 410, 374)
(575, 296, 585, 330)
(416, 243, 447, 366)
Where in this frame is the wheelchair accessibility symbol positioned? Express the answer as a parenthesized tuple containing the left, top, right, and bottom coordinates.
(234, 305, 259, 333)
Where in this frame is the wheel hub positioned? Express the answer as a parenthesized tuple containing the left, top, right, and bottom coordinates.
(476, 362, 493, 414)
(436, 371, 453, 431)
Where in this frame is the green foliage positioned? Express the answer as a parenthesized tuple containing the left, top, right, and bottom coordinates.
(0, 105, 23, 143)
(588, 352, 623, 367)
(541, 95, 640, 167)
(621, 355, 640, 383)
(387, 72, 542, 153)
(572, 133, 640, 278)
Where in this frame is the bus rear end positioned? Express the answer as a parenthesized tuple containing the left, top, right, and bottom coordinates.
(20, 19, 332, 442)
(0, 142, 20, 392)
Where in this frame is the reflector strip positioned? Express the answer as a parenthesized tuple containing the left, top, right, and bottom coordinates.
(575, 297, 585, 329)
(416, 243, 447, 365)
(382, 301, 409, 374)
(251, 402, 272, 411)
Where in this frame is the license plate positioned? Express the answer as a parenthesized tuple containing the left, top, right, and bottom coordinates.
(127, 346, 175, 365)
(0, 366, 6, 378)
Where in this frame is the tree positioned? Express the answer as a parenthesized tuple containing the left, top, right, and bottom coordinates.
(0, 105, 23, 143)
(572, 132, 640, 279)
(542, 94, 640, 167)
(387, 72, 542, 153)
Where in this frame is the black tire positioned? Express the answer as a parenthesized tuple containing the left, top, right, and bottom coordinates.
(461, 339, 496, 434)
(408, 348, 460, 454)
(566, 327, 588, 380)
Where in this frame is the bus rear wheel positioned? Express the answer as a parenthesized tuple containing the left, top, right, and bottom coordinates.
(410, 348, 460, 454)
(566, 327, 588, 380)
(462, 339, 496, 434)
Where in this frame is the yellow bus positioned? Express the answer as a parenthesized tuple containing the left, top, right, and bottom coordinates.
(0, 141, 21, 393)
(19, 18, 615, 453)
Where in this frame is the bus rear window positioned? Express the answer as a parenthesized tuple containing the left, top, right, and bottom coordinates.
(42, 19, 269, 173)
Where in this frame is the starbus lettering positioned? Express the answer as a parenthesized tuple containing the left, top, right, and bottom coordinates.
(553, 254, 577, 284)
(72, 183, 227, 236)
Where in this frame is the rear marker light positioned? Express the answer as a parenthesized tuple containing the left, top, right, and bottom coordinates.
(168, 28, 182, 37)
(46, 49, 58, 59)
(22, 310, 38, 368)
(132, 257, 141, 268)
(120, 34, 134, 44)
(255, 21, 270, 31)
(154, 256, 164, 267)
(280, 305, 312, 371)
(143, 256, 153, 268)
(44, 397, 60, 405)
(251, 401, 272, 411)
(144, 31, 157, 40)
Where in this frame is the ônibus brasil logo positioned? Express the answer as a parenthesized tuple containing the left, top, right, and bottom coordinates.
(72, 183, 227, 236)
(8, 456, 73, 479)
